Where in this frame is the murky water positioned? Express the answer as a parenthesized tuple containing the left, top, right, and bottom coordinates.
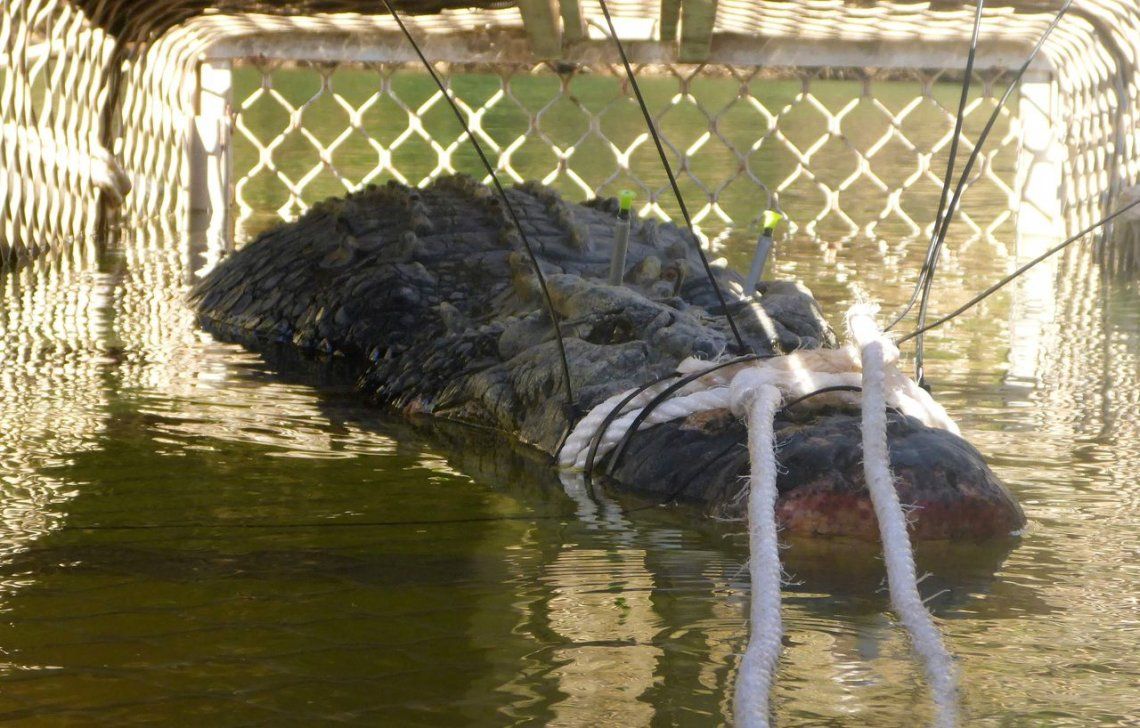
(2, 77, 1138, 725)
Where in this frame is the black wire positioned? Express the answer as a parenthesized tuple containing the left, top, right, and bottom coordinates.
(596, 384, 864, 509)
(379, 0, 578, 417)
(591, 383, 859, 511)
(604, 354, 777, 476)
(582, 372, 682, 480)
(886, 0, 1071, 335)
(62, 484, 702, 532)
(605, 380, 866, 476)
(910, 0, 986, 386)
(63, 516, 550, 531)
(926, 0, 1072, 277)
(898, 197, 1140, 344)
(66, 384, 880, 536)
(595, 0, 749, 354)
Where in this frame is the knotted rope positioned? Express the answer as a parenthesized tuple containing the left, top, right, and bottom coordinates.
(559, 345, 957, 471)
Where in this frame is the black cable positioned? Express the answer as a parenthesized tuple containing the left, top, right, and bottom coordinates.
(929, 0, 986, 275)
(931, 1, 987, 269)
(66, 382, 885, 537)
(605, 380, 866, 476)
(887, 0, 1071, 335)
(379, 0, 578, 418)
(595, 0, 749, 354)
(63, 481, 708, 532)
(927, 0, 1072, 273)
(582, 372, 682, 480)
(590, 383, 854, 511)
(898, 197, 1140, 344)
(911, 0, 986, 387)
(604, 354, 777, 476)
(599, 384, 865, 510)
(63, 515, 551, 531)
(912, 0, 1073, 360)
(588, 376, 861, 478)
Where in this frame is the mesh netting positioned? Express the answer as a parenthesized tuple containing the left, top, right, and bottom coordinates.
(3, 0, 1139, 268)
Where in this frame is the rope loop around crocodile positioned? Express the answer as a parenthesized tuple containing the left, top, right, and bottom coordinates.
(560, 305, 960, 726)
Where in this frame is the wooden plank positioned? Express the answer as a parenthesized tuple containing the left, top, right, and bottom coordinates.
(205, 32, 1051, 75)
(679, 0, 717, 62)
(560, 0, 587, 44)
(517, 0, 562, 58)
(659, 0, 681, 42)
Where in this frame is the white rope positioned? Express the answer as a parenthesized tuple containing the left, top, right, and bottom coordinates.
(557, 379, 672, 468)
(850, 306, 958, 728)
(729, 371, 784, 728)
(557, 356, 749, 469)
(558, 349, 958, 471)
(567, 387, 733, 469)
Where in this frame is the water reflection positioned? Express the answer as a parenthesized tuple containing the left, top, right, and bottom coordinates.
(0, 247, 111, 563)
(527, 477, 661, 725)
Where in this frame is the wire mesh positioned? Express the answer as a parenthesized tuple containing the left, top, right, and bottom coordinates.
(227, 60, 1023, 244)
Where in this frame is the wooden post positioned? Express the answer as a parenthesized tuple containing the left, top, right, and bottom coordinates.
(517, 0, 562, 58)
(560, 0, 587, 45)
(660, 0, 681, 42)
(679, 0, 717, 62)
(190, 59, 233, 253)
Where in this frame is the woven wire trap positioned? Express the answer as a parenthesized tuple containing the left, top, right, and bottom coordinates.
(1, 3, 1139, 720)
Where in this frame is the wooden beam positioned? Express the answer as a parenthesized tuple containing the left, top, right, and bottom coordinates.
(679, 0, 717, 62)
(659, 0, 681, 42)
(517, 0, 562, 58)
(560, 0, 587, 44)
(206, 33, 1052, 74)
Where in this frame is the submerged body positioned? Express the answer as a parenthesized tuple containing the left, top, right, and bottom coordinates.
(191, 176, 1024, 540)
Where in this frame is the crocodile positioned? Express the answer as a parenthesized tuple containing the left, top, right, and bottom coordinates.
(190, 175, 1025, 540)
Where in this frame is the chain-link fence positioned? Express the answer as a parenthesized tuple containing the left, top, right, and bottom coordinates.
(227, 60, 1021, 245)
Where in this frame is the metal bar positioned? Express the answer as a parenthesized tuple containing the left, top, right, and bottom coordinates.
(204, 32, 1054, 74)
(190, 59, 233, 252)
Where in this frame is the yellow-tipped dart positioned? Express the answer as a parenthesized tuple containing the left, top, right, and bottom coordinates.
(744, 209, 784, 295)
(618, 189, 636, 215)
(608, 190, 636, 286)
(761, 209, 784, 233)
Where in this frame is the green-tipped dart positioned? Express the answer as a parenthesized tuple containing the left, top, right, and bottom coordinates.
(608, 190, 636, 286)
(744, 209, 784, 295)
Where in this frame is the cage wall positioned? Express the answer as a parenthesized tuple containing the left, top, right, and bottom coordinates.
(2, 1, 1139, 270)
